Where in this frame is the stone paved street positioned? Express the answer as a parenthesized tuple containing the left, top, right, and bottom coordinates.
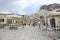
(0, 26, 57, 40)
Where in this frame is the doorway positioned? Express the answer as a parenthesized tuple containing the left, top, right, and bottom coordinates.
(50, 19, 56, 28)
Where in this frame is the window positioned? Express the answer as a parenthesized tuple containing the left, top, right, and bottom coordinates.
(7, 19, 12, 24)
(0, 19, 4, 22)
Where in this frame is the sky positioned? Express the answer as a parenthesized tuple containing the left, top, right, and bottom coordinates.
(0, 0, 60, 15)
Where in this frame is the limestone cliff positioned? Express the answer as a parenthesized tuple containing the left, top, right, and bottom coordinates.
(40, 3, 60, 11)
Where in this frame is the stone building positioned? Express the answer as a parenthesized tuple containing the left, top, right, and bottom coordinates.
(22, 15, 34, 26)
(37, 3, 60, 28)
(0, 13, 23, 28)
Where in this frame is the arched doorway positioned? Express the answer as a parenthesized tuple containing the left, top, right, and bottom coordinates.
(40, 16, 45, 25)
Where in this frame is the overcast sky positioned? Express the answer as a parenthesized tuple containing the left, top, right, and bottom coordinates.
(0, 0, 60, 15)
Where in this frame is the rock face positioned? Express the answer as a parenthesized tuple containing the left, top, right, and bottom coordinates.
(40, 3, 60, 11)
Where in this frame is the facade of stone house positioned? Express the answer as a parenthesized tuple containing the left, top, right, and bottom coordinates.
(21, 14, 36, 26)
(37, 4, 60, 28)
(47, 9, 60, 28)
(0, 14, 23, 27)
